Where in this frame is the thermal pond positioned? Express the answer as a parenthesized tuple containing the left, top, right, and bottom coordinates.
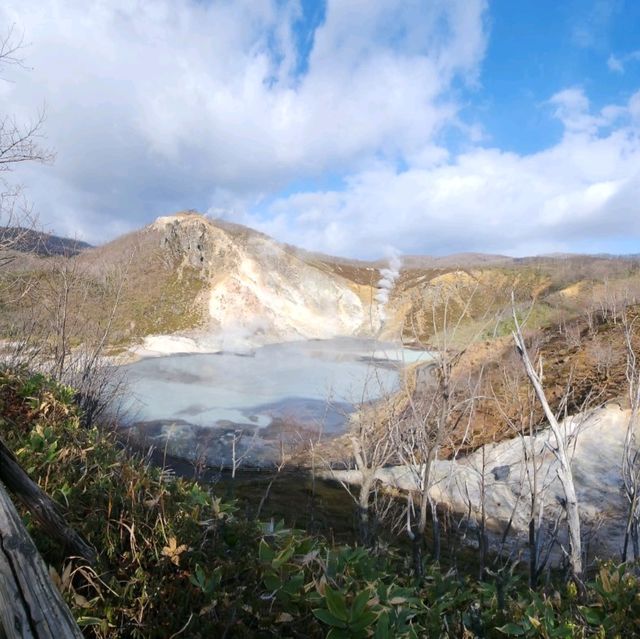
(120, 338, 432, 468)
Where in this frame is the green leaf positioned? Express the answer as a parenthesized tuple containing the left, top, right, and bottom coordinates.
(77, 616, 104, 627)
(497, 622, 528, 636)
(579, 606, 604, 626)
(263, 573, 280, 591)
(188, 566, 204, 589)
(549, 624, 575, 638)
(282, 574, 304, 595)
(351, 589, 370, 620)
(313, 608, 348, 628)
(349, 611, 377, 632)
(272, 545, 295, 568)
(374, 612, 391, 639)
(325, 585, 349, 622)
(258, 539, 275, 563)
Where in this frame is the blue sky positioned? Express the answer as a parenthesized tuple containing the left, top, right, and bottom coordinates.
(477, 0, 640, 154)
(1, 0, 640, 258)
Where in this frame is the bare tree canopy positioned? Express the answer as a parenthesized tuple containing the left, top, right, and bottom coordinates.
(0, 25, 53, 237)
(0, 25, 52, 162)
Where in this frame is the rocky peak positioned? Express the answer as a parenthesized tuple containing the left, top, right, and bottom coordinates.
(151, 213, 240, 277)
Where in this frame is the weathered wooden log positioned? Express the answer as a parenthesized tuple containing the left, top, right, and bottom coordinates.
(0, 481, 83, 638)
(0, 439, 96, 565)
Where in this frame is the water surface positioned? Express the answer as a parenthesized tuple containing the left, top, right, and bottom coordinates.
(121, 338, 431, 468)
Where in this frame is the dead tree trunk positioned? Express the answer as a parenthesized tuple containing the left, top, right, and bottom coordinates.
(512, 304, 583, 579)
(0, 481, 83, 638)
(622, 313, 640, 562)
(357, 469, 376, 546)
(0, 439, 96, 564)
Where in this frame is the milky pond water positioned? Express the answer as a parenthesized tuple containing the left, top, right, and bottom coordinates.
(121, 338, 432, 468)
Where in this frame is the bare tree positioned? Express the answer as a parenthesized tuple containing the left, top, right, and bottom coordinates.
(588, 339, 616, 381)
(560, 318, 583, 350)
(393, 280, 489, 572)
(492, 347, 561, 587)
(349, 394, 396, 545)
(0, 26, 52, 165)
(511, 298, 584, 580)
(324, 363, 399, 545)
(0, 25, 53, 302)
(39, 254, 132, 424)
(1, 25, 53, 226)
(229, 428, 260, 480)
(621, 310, 640, 561)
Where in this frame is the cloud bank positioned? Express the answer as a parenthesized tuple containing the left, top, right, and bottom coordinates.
(1, 1, 639, 258)
(249, 87, 640, 257)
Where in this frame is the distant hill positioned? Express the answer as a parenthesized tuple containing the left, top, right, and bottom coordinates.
(0, 227, 92, 256)
(401, 252, 514, 268)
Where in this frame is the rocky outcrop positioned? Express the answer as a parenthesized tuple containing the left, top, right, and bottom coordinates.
(153, 214, 241, 276)
(145, 213, 379, 352)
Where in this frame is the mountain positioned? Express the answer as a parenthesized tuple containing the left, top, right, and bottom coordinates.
(151, 212, 376, 345)
(60, 211, 382, 351)
(0, 227, 92, 256)
(3, 211, 640, 355)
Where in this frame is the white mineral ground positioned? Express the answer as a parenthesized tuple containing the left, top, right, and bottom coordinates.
(325, 404, 636, 562)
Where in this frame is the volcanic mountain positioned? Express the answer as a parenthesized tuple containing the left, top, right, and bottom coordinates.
(3, 210, 640, 356)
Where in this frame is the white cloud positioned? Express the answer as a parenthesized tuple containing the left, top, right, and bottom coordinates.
(571, 0, 619, 49)
(2, 1, 639, 260)
(607, 50, 640, 74)
(243, 89, 640, 258)
(607, 53, 624, 73)
(1, 0, 487, 241)
(547, 87, 627, 135)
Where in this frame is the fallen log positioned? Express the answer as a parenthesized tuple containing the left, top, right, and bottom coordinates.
(0, 481, 83, 638)
(0, 439, 96, 565)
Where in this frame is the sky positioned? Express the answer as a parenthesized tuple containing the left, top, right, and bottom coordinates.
(1, 0, 639, 259)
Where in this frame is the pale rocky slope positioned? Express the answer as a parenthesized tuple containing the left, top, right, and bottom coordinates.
(327, 404, 634, 562)
(135, 213, 381, 354)
(116, 215, 640, 355)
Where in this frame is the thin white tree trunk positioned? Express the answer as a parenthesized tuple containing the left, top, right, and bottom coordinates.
(622, 315, 640, 561)
(512, 306, 583, 578)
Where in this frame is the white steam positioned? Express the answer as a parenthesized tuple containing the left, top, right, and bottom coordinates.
(375, 249, 402, 322)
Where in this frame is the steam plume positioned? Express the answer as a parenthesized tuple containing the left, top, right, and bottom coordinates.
(376, 248, 402, 322)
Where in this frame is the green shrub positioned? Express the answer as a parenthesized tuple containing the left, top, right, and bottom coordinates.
(2, 366, 640, 637)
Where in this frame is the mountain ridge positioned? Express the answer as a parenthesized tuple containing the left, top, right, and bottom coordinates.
(3, 211, 640, 355)
(7, 212, 640, 267)
(0, 226, 92, 256)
